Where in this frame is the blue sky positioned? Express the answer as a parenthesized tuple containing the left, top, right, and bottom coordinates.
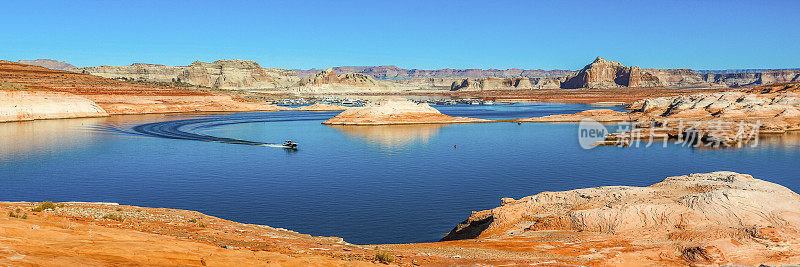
(2, 0, 798, 70)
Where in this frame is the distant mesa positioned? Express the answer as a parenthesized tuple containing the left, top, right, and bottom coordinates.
(17, 59, 76, 71)
(72, 59, 299, 90)
(450, 76, 564, 91)
(292, 68, 403, 93)
(295, 68, 386, 89)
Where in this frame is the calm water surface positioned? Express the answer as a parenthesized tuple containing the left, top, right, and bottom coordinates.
(1, 103, 799, 244)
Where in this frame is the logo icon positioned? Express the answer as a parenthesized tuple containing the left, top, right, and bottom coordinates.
(578, 118, 608, 149)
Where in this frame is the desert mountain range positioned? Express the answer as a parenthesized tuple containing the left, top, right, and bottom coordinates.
(17, 57, 800, 92)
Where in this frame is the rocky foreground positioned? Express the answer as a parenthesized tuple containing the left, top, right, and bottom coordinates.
(322, 99, 487, 125)
(0, 201, 383, 266)
(418, 171, 800, 266)
(4, 171, 799, 266)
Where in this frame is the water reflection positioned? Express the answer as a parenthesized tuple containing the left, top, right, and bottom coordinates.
(329, 124, 446, 148)
(757, 132, 800, 149)
(0, 113, 218, 160)
(0, 117, 106, 160)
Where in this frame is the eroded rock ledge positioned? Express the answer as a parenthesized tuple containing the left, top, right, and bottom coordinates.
(0, 90, 108, 122)
(441, 171, 800, 265)
(519, 82, 800, 146)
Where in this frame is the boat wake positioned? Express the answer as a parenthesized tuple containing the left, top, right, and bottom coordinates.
(91, 113, 319, 148)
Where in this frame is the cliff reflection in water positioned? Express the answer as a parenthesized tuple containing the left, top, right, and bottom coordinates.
(0, 113, 210, 160)
(757, 132, 800, 150)
(328, 124, 447, 149)
(0, 117, 106, 160)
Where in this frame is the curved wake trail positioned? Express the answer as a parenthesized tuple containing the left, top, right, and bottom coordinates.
(130, 118, 276, 146)
(92, 113, 327, 147)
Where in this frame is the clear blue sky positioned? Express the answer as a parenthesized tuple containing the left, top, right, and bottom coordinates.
(3, 0, 799, 70)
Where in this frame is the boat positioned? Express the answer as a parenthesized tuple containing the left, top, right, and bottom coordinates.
(282, 140, 298, 149)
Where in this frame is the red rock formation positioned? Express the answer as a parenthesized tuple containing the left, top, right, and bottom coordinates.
(562, 57, 662, 89)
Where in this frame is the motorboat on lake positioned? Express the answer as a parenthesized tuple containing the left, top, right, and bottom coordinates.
(282, 140, 298, 149)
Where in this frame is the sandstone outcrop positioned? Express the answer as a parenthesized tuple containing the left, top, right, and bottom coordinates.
(292, 103, 348, 111)
(702, 70, 800, 87)
(562, 57, 661, 89)
(560, 57, 798, 89)
(450, 77, 563, 91)
(450, 78, 481, 91)
(627, 83, 800, 123)
(297, 68, 383, 88)
(745, 81, 800, 94)
(293, 68, 405, 93)
(17, 59, 76, 71)
(0, 90, 108, 122)
(322, 99, 486, 125)
(441, 171, 800, 265)
(73, 60, 299, 90)
(519, 82, 800, 146)
(182, 60, 298, 89)
(645, 68, 707, 86)
(518, 109, 630, 122)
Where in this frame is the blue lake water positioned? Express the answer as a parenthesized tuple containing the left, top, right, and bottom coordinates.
(1, 103, 799, 244)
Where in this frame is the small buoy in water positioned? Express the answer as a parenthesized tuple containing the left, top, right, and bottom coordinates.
(454, 145, 457, 148)
(517, 122, 522, 125)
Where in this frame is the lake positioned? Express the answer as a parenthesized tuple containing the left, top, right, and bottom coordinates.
(1, 103, 799, 244)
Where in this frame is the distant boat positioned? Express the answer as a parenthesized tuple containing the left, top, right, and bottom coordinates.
(282, 140, 298, 149)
